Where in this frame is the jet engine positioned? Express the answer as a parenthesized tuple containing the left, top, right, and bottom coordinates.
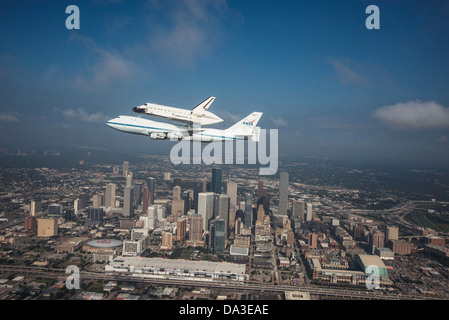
(150, 133, 166, 140)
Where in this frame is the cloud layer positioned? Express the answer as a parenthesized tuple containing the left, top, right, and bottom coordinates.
(373, 101, 449, 129)
(0, 113, 20, 123)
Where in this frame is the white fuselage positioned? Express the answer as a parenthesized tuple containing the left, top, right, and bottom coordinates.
(133, 103, 223, 126)
(106, 115, 243, 142)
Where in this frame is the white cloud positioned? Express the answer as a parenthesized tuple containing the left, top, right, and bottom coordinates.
(269, 117, 289, 127)
(149, 0, 229, 67)
(61, 108, 107, 123)
(0, 113, 20, 123)
(328, 58, 365, 85)
(69, 34, 136, 89)
(217, 110, 242, 122)
(373, 101, 449, 129)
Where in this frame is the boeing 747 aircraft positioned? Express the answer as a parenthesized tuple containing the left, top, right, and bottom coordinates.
(106, 112, 263, 142)
(132, 96, 223, 126)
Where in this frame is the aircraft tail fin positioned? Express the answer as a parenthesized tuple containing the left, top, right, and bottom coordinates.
(228, 112, 263, 136)
(191, 96, 216, 115)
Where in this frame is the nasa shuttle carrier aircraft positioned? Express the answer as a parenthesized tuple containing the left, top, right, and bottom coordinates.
(106, 112, 263, 142)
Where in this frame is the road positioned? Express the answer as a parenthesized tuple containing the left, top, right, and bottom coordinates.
(0, 265, 437, 300)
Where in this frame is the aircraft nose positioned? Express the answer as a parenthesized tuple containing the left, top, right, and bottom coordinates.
(106, 117, 120, 129)
(132, 105, 145, 114)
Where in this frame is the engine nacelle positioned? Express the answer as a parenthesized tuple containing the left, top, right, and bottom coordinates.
(150, 133, 166, 140)
(167, 132, 184, 141)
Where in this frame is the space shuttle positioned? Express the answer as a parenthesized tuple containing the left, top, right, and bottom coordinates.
(132, 96, 223, 126)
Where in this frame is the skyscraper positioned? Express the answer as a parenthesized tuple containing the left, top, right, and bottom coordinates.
(86, 207, 104, 226)
(177, 218, 187, 241)
(133, 182, 142, 209)
(257, 181, 268, 200)
(217, 194, 230, 239)
(147, 177, 155, 205)
(142, 186, 149, 215)
(123, 185, 134, 217)
(306, 203, 313, 221)
(308, 232, 317, 249)
(30, 199, 41, 216)
(279, 172, 289, 215)
(386, 226, 399, 243)
(123, 161, 129, 177)
(211, 168, 222, 194)
(244, 193, 253, 229)
(187, 214, 204, 247)
(198, 192, 215, 232)
(293, 200, 305, 221)
(105, 183, 116, 208)
(212, 218, 225, 254)
(126, 172, 133, 187)
(173, 186, 181, 200)
(227, 181, 238, 207)
(370, 231, 385, 249)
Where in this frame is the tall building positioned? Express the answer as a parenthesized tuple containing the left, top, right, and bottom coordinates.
(386, 226, 399, 243)
(37, 218, 58, 237)
(182, 191, 191, 214)
(123, 186, 134, 217)
(370, 231, 385, 249)
(292, 200, 305, 221)
(147, 177, 155, 205)
(133, 182, 142, 209)
(30, 199, 41, 216)
(244, 193, 253, 229)
(161, 232, 173, 250)
(306, 203, 313, 222)
(91, 195, 101, 208)
(217, 194, 230, 239)
(142, 186, 149, 215)
(173, 186, 181, 200)
(308, 232, 318, 249)
(163, 172, 171, 181)
(212, 218, 226, 254)
(73, 199, 80, 214)
(126, 172, 133, 187)
(177, 218, 187, 241)
(24, 216, 37, 232)
(105, 183, 116, 208)
(123, 161, 129, 178)
(257, 181, 268, 200)
(226, 181, 238, 207)
(279, 172, 289, 215)
(187, 214, 204, 247)
(198, 192, 215, 232)
(86, 207, 104, 226)
(211, 168, 222, 194)
(47, 204, 61, 216)
(147, 205, 158, 229)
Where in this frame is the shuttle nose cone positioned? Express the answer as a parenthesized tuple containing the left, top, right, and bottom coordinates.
(132, 105, 146, 114)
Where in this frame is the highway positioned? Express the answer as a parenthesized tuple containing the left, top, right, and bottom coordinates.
(0, 264, 436, 300)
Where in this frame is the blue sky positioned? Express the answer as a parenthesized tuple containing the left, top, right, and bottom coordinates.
(1, 0, 449, 167)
